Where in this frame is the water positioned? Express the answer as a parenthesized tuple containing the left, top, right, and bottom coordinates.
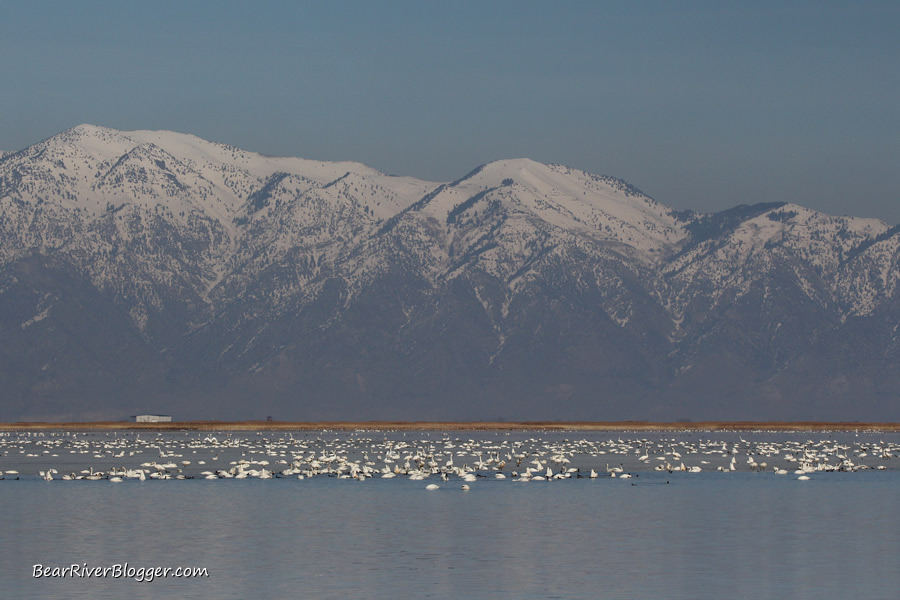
(1, 430, 899, 599)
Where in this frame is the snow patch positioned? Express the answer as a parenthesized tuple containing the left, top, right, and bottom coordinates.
(20, 305, 52, 329)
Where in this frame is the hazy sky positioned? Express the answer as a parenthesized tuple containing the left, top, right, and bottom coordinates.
(2, 2, 898, 223)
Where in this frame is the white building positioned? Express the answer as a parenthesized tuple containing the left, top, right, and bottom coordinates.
(132, 415, 173, 423)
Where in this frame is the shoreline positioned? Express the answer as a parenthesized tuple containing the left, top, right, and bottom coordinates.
(2, 420, 900, 432)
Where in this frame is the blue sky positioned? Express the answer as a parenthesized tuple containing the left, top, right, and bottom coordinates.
(2, 2, 898, 222)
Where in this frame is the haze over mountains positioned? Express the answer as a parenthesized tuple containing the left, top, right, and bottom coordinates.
(1, 125, 898, 422)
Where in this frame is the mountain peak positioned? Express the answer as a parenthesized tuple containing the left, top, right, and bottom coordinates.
(479, 157, 545, 176)
(70, 122, 112, 134)
(43, 123, 135, 155)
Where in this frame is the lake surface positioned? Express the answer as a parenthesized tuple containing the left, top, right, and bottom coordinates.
(1, 430, 898, 599)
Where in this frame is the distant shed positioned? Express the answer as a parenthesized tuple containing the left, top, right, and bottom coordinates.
(132, 415, 173, 423)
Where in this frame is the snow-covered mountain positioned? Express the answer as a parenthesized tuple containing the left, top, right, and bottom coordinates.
(1, 125, 898, 421)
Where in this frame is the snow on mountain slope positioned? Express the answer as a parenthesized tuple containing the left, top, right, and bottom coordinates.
(2, 124, 898, 331)
(0, 124, 432, 225)
(661, 203, 893, 320)
(2, 125, 900, 420)
(837, 226, 900, 316)
(407, 158, 687, 264)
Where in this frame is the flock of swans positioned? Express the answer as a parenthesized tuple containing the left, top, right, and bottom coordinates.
(1, 430, 897, 487)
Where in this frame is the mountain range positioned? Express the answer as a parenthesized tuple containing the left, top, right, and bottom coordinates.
(1, 125, 898, 421)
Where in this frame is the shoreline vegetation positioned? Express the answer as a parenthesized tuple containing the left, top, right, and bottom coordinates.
(1, 420, 900, 432)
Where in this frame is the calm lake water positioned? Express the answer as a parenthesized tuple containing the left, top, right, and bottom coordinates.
(1, 430, 898, 599)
